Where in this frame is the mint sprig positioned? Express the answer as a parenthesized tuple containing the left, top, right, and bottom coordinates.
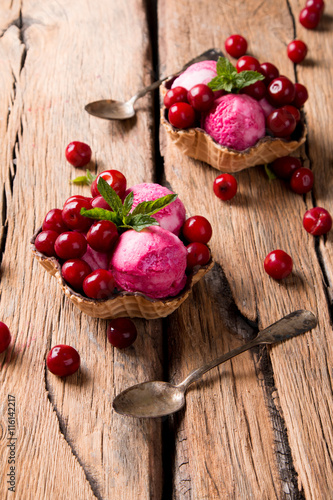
(80, 177, 177, 232)
(208, 57, 264, 93)
(71, 169, 97, 186)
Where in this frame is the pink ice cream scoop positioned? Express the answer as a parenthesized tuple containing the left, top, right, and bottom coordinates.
(110, 226, 187, 299)
(171, 60, 217, 91)
(201, 94, 265, 151)
(126, 183, 186, 236)
(82, 243, 110, 271)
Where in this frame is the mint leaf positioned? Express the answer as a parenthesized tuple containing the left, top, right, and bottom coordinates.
(208, 56, 265, 93)
(126, 214, 159, 232)
(71, 169, 96, 185)
(122, 191, 134, 217)
(131, 194, 177, 217)
(80, 207, 121, 224)
(98, 177, 123, 214)
(264, 164, 277, 181)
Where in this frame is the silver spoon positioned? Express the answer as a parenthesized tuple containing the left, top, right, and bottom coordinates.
(85, 48, 223, 120)
(113, 310, 317, 418)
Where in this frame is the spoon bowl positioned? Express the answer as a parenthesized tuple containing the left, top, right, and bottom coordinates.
(85, 99, 136, 120)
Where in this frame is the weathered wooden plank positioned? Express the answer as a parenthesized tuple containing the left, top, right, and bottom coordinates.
(0, 1, 163, 499)
(159, 0, 333, 498)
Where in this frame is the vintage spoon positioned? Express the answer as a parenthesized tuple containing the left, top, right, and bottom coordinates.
(85, 48, 223, 120)
(113, 310, 317, 418)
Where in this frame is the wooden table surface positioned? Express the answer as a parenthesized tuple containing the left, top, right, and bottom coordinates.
(1, 0, 332, 498)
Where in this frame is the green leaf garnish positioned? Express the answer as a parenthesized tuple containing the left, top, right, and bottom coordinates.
(79, 178, 178, 233)
(71, 169, 97, 185)
(208, 56, 264, 93)
(264, 164, 277, 181)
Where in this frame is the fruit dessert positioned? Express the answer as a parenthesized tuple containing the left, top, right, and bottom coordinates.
(32, 170, 213, 319)
(161, 55, 307, 172)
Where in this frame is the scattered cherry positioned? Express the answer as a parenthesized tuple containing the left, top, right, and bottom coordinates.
(270, 156, 302, 180)
(91, 170, 127, 198)
(182, 216, 212, 244)
(267, 108, 296, 137)
(287, 40, 308, 64)
(61, 259, 92, 291)
(225, 34, 248, 58)
(303, 207, 332, 236)
(236, 56, 261, 73)
(241, 80, 266, 100)
(43, 208, 68, 233)
(47, 345, 80, 377)
(65, 141, 92, 168)
(107, 318, 138, 348)
(186, 242, 210, 271)
(83, 269, 115, 299)
(168, 102, 195, 129)
(306, 0, 325, 12)
(264, 250, 293, 280)
(0, 322, 11, 354)
(54, 232, 87, 260)
(188, 84, 215, 112)
(62, 198, 93, 232)
(290, 168, 314, 194)
(213, 173, 238, 201)
(281, 105, 301, 124)
(299, 7, 321, 29)
(268, 77, 295, 106)
(292, 83, 308, 108)
(35, 230, 59, 257)
(91, 196, 112, 210)
(259, 62, 279, 85)
(87, 220, 119, 252)
(164, 87, 188, 109)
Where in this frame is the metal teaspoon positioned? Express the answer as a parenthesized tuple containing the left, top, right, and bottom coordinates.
(113, 310, 317, 418)
(85, 48, 223, 120)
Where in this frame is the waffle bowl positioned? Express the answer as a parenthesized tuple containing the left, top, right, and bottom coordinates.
(31, 228, 214, 320)
(161, 80, 307, 173)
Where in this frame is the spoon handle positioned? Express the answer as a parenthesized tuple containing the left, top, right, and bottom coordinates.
(178, 310, 316, 391)
(133, 78, 167, 101)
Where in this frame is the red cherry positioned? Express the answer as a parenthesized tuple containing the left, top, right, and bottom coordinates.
(299, 7, 321, 29)
(83, 269, 115, 299)
(303, 207, 332, 236)
(47, 345, 80, 377)
(35, 230, 59, 257)
(306, 0, 324, 12)
(290, 168, 314, 194)
(182, 216, 212, 244)
(186, 242, 210, 271)
(43, 208, 68, 233)
(107, 318, 138, 348)
(225, 35, 248, 58)
(281, 105, 301, 124)
(292, 83, 308, 108)
(62, 199, 93, 232)
(87, 220, 119, 252)
(240, 80, 266, 101)
(63, 195, 92, 207)
(267, 108, 296, 137)
(270, 156, 302, 180)
(213, 173, 238, 201)
(65, 141, 92, 168)
(91, 196, 112, 210)
(236, 56, 260, 73)
(259, 62, 279, 85)
(168, 102, 195, 129)
(164, 87, 188, 109)
(0, 322, 11, 353)
(61, 259, 92, 291)
(264, 250, 293, 280)
(54, 232, 87, 260)
(287, 40, 308, 64)
(91, 170, 127, 198)
(188, 84, 215, 112)
(268, 77, 295, 106)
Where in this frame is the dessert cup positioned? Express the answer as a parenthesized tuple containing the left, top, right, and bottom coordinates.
(161, 80, 307, 173)
(31, 228, 213, 320)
